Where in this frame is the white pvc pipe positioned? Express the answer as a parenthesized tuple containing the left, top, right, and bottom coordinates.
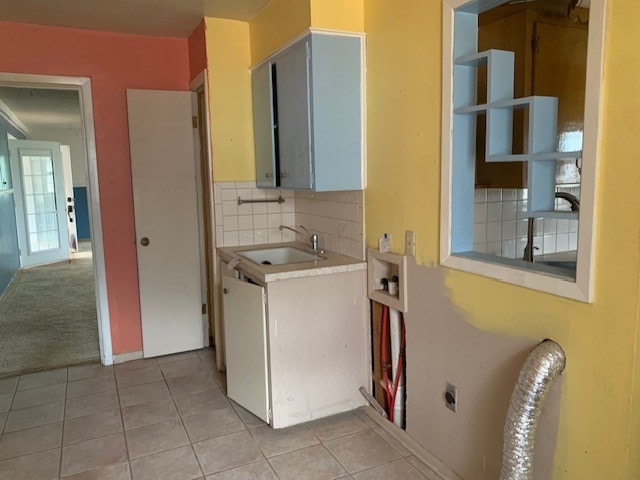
(389, 307, 404, 427)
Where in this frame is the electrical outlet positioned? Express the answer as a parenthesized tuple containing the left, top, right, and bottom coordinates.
(405, 230, 416, 256)
(445, 383, 458, 413)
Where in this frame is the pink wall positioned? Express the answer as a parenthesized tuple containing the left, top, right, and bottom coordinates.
(188, 20, 207, 81)
(0, 21, 191, 354)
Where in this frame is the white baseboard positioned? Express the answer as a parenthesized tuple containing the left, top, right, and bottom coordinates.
(112, 350, 143, 364)
(360, 406, 463, 480)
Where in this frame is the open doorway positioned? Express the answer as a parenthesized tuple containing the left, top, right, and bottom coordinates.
(0, 85, 100, 376)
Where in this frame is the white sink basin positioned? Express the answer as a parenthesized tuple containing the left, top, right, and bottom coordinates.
(238, 246, 325, 266)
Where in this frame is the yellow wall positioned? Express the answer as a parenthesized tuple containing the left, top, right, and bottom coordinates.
(204, 18, 255, 181)
(249, 0, 311, 64)
(310, 0, 364, 32)
(365, 0, 640, 478)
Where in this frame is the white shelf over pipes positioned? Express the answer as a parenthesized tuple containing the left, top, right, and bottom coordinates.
(367, 249, 408, 313)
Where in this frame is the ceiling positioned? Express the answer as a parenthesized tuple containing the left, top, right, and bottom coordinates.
(0, 0, 270, 38)
(0, 87, 82, 131)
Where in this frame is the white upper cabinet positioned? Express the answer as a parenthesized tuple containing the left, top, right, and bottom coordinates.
(251, 31, 364, 191)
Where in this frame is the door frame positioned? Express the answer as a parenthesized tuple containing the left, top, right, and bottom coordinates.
(0, 72, 112, 365)
(189, 70, 223, 369)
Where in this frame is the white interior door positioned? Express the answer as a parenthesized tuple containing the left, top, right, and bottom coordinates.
(127, 89, 205, 358)
(60, 145, 78, 251)
(222, 276, 270, 423)
(9, 140, 70, 267)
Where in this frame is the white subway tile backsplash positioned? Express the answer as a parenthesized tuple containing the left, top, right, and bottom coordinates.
(223, 231, 239, 246)
(502, 220, 516, 241)
(473, 187, 579, 261)
(223, 216, 239, 232)
(502, 189, 517, 201)
(474, 204, 487, 224)
(516, 219, 528, 238)
(556, 233, 569, 252)
(487, 242, 502, 255)
(252, 189, 266, 200)
(569, 220, 579, 233)
(474, 243, 487, 253)
(282, 212, 295, 226)
(543, 218, 557, 235)
(486, 222, 502, 243)
(253, 202, 267, 214)
(238, 215, 253, 231)
(222, 200, 238, 216)
(268, 228, 282, 243)
(254, 229, 268, 244)
(543, 235, 557, 255)
(253, 214, 267, 229)
(239, 231, 254, 246)
(221, 189, 237, 201)
(487, 188, 502, 202)
(569, 232, 578, 250)
(474, 189, 487, 203)
(474, 223, 487, 244)
(502, 201, 517, 221)
(237, 189, 253, 200)
(487, 202, 502, 222)
(557, 219, 570, 234)
(294, 189, 365, 260)
(214, 183, 296, 248)
(213, 182, 364, 259)
(267, 213, 282, 228)
(237, 203, 253, 216)
(281, 229, 296, 242)
(501, 239, 516, 258)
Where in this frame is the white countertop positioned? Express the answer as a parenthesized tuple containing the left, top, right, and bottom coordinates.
(217, 242, 367, 284)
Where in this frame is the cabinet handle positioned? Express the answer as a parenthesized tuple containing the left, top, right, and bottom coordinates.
(265, 173, 273, 178)
(223, 288, 230, 294)
(280, 171, 289, 178)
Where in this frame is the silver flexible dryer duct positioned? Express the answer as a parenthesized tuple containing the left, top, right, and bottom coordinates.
(500, 340, 566, 480)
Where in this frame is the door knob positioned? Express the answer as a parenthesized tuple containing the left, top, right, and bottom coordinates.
(223, 288, 230, 294)
(140, 237, 150, 246)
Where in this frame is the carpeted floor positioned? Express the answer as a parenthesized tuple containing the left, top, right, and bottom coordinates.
(0, 257, 99, 377)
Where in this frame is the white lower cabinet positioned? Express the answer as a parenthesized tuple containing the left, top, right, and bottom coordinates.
(222, 275, 270, 423)
(221, 264, 368, 428)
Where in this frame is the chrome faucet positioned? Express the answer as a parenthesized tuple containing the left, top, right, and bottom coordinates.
(279, 225, 320, 252)
(523, 192, 580, 262)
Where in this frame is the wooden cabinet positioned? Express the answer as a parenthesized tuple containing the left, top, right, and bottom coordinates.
(475, 7, 588, 188)
(251, 31, 364, 191)
(221, 263, 368, 428)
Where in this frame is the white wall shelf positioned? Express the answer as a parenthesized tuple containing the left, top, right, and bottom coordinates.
(450, 44, 580, 250)
(367, 249, 408, 313)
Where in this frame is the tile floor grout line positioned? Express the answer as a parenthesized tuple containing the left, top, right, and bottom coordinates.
(168, 355, 207, 479)
(58, 374, 68, 479)
(113, 371, 133, 479)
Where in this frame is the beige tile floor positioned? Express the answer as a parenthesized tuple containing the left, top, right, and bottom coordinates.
(0, 348, 440, 480)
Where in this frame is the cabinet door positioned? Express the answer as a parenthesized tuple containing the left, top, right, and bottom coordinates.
(275, 40, 312, 189)
(252, 62, 278, 188)
(222, 276, 270, 422)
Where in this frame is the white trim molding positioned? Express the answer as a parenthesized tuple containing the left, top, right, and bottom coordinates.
(0, 72, 114, 363)
(0, 99, 28, 135)
(440, 0, 607, 303)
